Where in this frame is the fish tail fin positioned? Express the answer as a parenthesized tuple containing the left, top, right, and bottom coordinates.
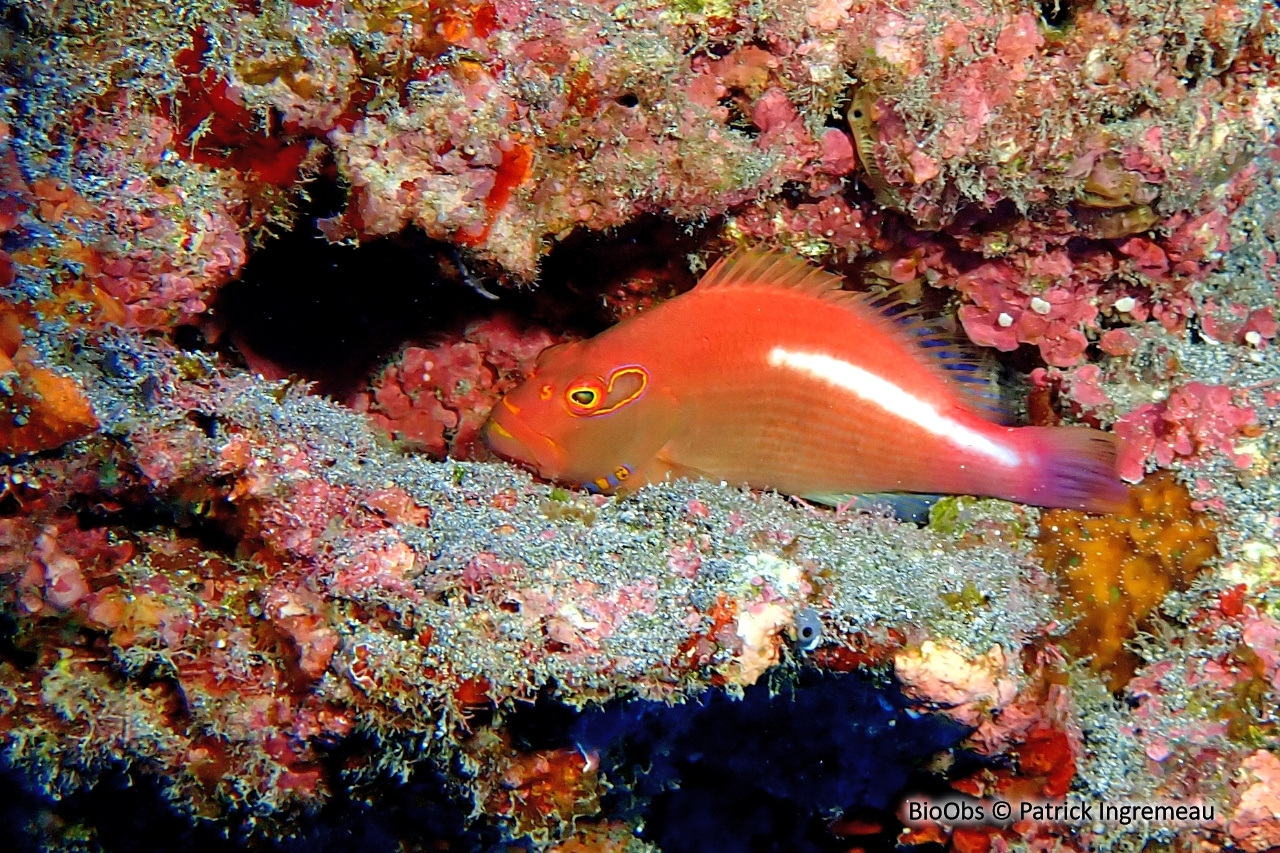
(1015, 427, 1129, 513)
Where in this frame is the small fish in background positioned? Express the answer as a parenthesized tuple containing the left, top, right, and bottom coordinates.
(483, 248, 1127, 513)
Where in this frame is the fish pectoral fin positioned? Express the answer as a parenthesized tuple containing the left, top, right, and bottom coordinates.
(801, 492, 943, 524)
(649, 449, 713, 486)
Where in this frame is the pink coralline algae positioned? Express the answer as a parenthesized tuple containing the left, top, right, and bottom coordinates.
(1231, 750, 1280, 852)
(18, 100, 250, 330)
(363, 315, 563, 457)
(325, 2, 819, 276)
(1124, 658, 1232, 766)
(1203, 303, 1280, 346)
(955, 253, 1099, 367)
(5, 0, 1280, 850)
(1113, 382, 1260, 481)
(1115, 605, 1280, 824)
(841, 1, 1267, 218)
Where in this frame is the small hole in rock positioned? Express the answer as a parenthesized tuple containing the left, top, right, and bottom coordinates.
(1039, 0, 1074, 27)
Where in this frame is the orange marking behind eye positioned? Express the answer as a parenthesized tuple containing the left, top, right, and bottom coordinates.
(592, 366, 649, 416)
(539, 384, 553, 401)
(502, 398, 522, 416)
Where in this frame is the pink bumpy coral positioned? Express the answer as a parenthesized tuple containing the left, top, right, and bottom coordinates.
(1113, 383, 1259, 481)
(365, 315, 562, 458)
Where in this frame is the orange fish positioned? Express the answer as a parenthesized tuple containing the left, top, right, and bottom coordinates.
(483, 249, 1126, 512)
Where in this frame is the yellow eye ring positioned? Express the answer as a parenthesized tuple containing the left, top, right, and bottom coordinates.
(563, 367, 650, 418)
(565, 377, 607, 414)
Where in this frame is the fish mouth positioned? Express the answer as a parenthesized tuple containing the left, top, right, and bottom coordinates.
(483, 398, 566, 477)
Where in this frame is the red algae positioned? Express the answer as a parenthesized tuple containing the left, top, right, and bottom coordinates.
(0, 309, 98, 455)
(1114, 382, 1261, 481)
(364, 315, 564, 457)
(467, 729, 602, 839)
(3, 0, 1280, 849)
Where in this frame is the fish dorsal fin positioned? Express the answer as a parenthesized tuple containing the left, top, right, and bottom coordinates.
(697, 247, 846, 295)
(854, 293, 1015, 423)
(701, 247, 1014, 424)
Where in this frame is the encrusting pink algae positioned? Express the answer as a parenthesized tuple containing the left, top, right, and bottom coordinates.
(1, 1, 1280, 851)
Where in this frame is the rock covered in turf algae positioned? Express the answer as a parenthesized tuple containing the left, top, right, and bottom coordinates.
(0, 329, 1050, 833)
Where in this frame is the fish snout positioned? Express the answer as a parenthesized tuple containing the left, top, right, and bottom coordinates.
(483, 398, 566, 478)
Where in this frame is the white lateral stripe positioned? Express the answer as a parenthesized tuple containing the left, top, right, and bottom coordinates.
(766, 346, 1022, 467)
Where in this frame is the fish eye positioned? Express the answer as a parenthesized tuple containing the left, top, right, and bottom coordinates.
(565, 375, 607, 414)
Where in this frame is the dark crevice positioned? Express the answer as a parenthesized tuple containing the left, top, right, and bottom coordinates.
(212, 179, 493, 399)
(501, 668, 969, 853)
(720, 93, 761, 138)
(532, 214, 715, 333)
(186, 410, 218, 438)
(0, 747, 491, 853)
(213, 180, 717, 401)
(73, 491, 244, 557)
(780, 180, 814, 208)
(172, 323, 209, 351)
(1038, 0, 1074, 28)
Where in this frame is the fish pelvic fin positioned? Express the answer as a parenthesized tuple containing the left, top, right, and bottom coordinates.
(650, 448, 714, 485)
(1014, 426, 1128, 513)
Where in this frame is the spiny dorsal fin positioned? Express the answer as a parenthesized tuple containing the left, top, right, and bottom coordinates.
(855, 291, 1015, 423)
(698, 247, 845, 294)
(701, 247, 1014, 424)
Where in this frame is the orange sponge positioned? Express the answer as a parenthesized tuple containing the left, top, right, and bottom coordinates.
(1037, 471, 1218, 688)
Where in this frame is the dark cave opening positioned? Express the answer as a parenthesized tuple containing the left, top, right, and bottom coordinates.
(0, 668, 970, 853)
(0, 746, 491, 853)
(208, 177, 713, 406)
(507, 668, 970, 853)
(208, 179, 493, 399)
